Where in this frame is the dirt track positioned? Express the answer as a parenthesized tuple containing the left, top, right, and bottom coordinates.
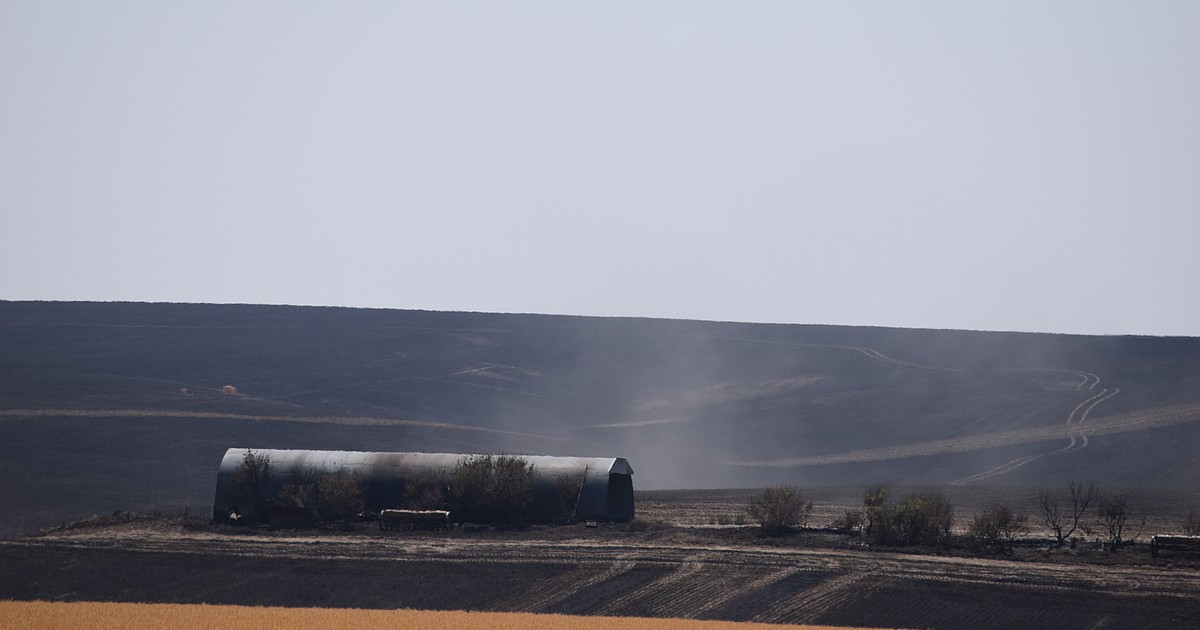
(3, 521, 1200, 630)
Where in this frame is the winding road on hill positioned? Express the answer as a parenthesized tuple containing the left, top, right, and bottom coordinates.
(952, 386, 1122, 484)
(699, 336, 1153, 480)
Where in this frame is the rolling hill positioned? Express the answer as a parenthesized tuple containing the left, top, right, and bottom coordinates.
(2, 300, 1199, 536)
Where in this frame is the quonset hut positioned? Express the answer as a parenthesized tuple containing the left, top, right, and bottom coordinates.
(212, 448, 635, 523)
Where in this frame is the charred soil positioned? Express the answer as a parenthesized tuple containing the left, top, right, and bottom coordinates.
(4, 504, 1200, 630)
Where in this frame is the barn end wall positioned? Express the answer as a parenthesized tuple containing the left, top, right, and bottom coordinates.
(212, 448, 635, 523)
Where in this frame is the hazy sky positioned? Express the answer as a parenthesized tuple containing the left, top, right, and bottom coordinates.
(4, 2, 1198, 336)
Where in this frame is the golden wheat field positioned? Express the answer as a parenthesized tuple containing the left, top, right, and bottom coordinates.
(0, 601, 869, 630)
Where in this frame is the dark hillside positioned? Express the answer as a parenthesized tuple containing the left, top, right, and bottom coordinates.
(2, 301, 1199, 536)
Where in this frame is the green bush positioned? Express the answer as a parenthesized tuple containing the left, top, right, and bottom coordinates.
(865, 488, 954, 548)
(449, 454, 536, 527)
(746, 486, 813, 535)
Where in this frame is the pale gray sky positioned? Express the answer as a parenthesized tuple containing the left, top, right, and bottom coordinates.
(3, 2, 1198, 336)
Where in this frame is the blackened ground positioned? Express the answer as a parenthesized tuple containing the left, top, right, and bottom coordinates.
(2, 514, 1200, 630)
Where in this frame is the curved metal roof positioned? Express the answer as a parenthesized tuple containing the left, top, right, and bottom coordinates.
(213, 448, 634, 522)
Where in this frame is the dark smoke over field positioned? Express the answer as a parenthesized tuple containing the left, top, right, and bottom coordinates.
(2, 301, 1199, 535)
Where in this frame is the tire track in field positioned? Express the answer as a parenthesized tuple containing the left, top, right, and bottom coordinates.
(751, 569, 874, 625)
(847, 346, 963, 372)
(729, 402, 1198, 469)
(684, 565, 804, 619)
(1075, 371, 1101, 390)
(593, 556, 792, 619)
(0, 408, 560, 441)
(590, 557, 708, 617)
(501, 554, 637, 613)
(952, 387, 1121, 484)
(685, 335, 1122, 483)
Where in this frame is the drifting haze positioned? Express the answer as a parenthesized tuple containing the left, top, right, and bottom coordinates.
(3, 2, 1199, 336)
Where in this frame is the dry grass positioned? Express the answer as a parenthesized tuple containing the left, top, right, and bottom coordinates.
(0, 601, 876, 629)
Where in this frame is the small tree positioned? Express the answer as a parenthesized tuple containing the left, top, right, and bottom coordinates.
(863, 484, 889, 536)
(491, 455, 536, 526)
(968, 503, 1028, 554)
(316, 466, 365, 527)
(553, 473, 586, 521)
(1095, 492, 1147, 550)
(1036, 480, 1096, 546)
(1182, 508, 1200, 536)
(278, 467, 321, 510)
(832, 509, 865, 535)
(746, 486, 813, 536)
(865, 489, 954, 548)
(450, 454, 493, 520)
(231, 449, 271, 522)
(404, 471, 448, 510)
(449, 454, 536, 527)
(277, 465, 364, 527)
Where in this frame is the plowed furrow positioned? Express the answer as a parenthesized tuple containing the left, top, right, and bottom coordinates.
(751, 569, 872, 624)
(687, 565, 804, 620)
(590, 558, 707, 617)
(501, 557, 636, 612)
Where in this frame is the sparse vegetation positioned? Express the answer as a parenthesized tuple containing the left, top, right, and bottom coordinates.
(864, 487, 954, 548)
(745, 486, 813, 535)
(1182, 508, 1200, 536)
(862, 484, 889, 535)
(314, 466, 365, 527)
(449, 454, 536, 527)
(277, 465, 364, 527)
(278, 467, 320, 511)
(1036, 480, 1096, 546)
(231, 449, 271, 522)
(832, 508, 865, 535)
(1095, 492, 1147, 550)
(17, 487, 1200, 630)
(967, 504, 1028, 554)
(404, 471, 449, 510)
(552, 473, 586, 521)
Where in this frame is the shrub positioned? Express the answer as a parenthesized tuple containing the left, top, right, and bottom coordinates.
(1182, 508, 1200, 536)
(316, 466, 365, 526)
(1036, 480, 1096, 546)
(404, 471, 448, 510)
(832, 509, 865, 535)
(1095, 492, 1147, 550)
(746, 486, 813, 535)
(862, 484, 889, 534)
(277, 465, 364, 527)
(231, 449, 271, 522)
(278, 467, 321, 510)
(553, 473, 585, 521)
(865, 489, 954, 548)
(968, 503, 1028, 554)
(449, 454, 536, 527)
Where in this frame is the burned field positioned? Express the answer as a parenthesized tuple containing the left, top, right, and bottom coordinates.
(4, 302, 1200, 628)
(4, 489, 1200, 630)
